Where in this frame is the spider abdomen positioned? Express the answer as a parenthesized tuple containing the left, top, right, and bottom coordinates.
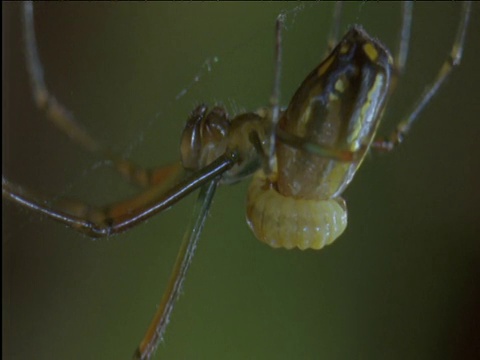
(246, 171, 347, 250)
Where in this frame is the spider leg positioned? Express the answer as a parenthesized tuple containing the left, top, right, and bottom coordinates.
(132, 179, 219, 360)
(3, 154, 236, 238)
(388, 1, 413, 95)
(326, 2, 343, 54)
(22, 1, 98, 152)
(22, 1, 174, 188)
(266, 4, 358, 169)
(267, 14, 284, 174)
(372, 2, 471, 152)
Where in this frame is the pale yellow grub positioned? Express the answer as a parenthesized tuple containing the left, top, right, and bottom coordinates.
(246, 171, 348, 250)
(363, 42, 378, 61)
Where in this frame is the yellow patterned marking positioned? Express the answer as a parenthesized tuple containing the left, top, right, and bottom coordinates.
(340, 43, 350, 54)
(348, 73, 385, 148)
(363, 42, 378, 61)
(388, 54, 394, 65)
(317, 55, 334, 77)
(329, 92, 339, 101)
(334, 79, 345, 93)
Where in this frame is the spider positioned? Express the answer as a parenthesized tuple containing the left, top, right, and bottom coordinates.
(3, 2, 476, 360)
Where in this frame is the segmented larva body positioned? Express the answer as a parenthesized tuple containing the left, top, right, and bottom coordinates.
(246, 171, 348, 250)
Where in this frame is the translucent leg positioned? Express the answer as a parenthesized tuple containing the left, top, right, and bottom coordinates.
(388, 1, 414, 95)
(22, 1, 175, 188)
(266, 14, 285, 174)
(132, 179, 219, 360)
(326, 2, 343, 54)
(373, 2, 471, 152)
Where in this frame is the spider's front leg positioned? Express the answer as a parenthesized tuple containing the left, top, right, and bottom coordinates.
(2, 154, 235, 237)
(372, 2, 471, 153)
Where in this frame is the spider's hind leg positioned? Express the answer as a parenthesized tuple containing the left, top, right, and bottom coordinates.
(22, 1, 175, 189)
(372, 2, 471, 152)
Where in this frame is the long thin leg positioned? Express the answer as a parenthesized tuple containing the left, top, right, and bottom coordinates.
(395, 2, 413, 76)
(22, 1, 172, 188)
(267, 14, 285, 173)
(253, 4, 350, 172)
(3, 153, 236, 237)
(267, 5, 359, 168)
(326, 2, 343, 54)
(22, 1, 99, 152)
(373, 2, 471, 152)
(132, 178, 219, 360)
(388, 1, 413, 95)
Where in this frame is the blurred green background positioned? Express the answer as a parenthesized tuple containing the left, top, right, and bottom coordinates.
(3, 3, 480, 359)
